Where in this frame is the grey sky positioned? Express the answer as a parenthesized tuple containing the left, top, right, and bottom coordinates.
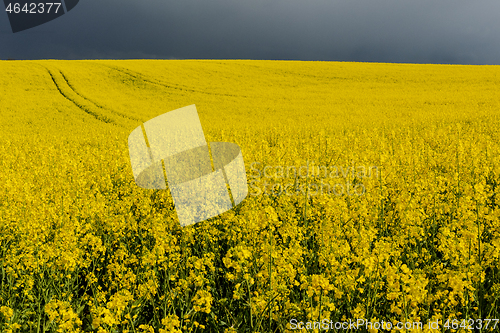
(1, 0, 499, 64)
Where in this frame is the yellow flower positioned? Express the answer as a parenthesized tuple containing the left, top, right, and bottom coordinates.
(192, 290, 213, 314)
(0, 306, 14, 320)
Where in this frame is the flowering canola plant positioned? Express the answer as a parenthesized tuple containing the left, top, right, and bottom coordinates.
(0, 59, 500, 332)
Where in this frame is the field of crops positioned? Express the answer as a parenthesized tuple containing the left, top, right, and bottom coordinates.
(1, 60, 500, 332)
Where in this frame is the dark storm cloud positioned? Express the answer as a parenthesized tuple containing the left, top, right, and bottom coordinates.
(1, 0, 499, 64)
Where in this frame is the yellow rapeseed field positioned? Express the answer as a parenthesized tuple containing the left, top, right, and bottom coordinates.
(1, 60, 500, 333)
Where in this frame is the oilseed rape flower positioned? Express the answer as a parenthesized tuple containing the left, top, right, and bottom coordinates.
(192, 290, 213, 314)
(0, 306, 14, 321)
(44, 300, 82, 332)
(1, 59, 500, 332)
(160, 315, 182, 333)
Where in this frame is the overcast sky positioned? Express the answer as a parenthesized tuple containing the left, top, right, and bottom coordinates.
(1, 0, 499, 64)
